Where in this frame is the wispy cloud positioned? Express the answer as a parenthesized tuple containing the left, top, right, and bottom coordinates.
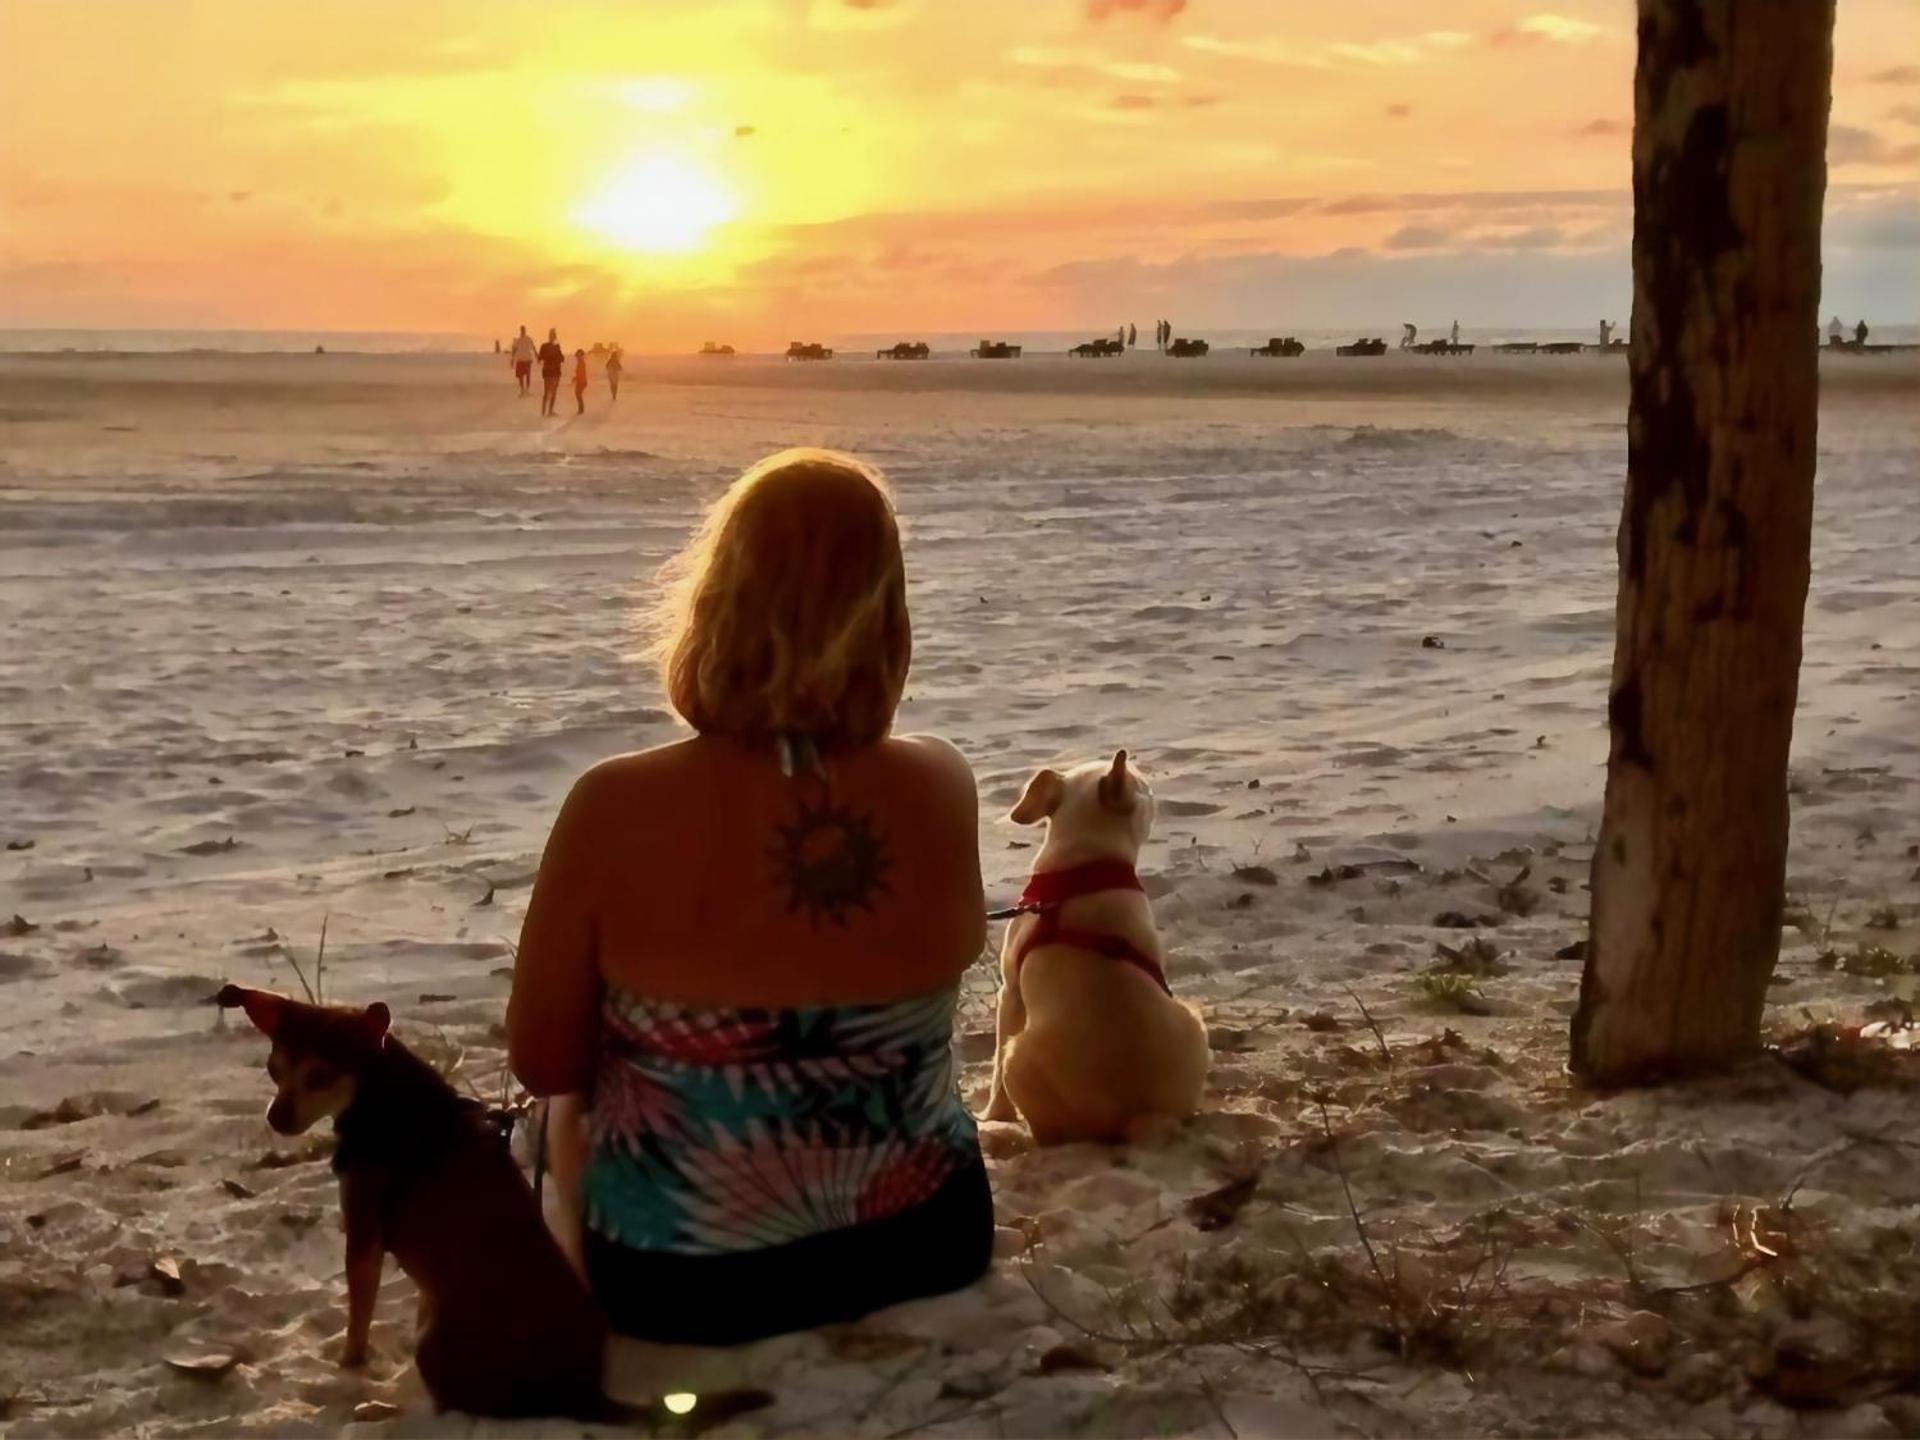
(1831, 123, 1920, 168)
(1183, 29, 1472, 70)
(1012, 45, 1182, 84)
(1867, 64, 1920, 84)
(1492, 13, 1608, 46)
(1573, 117, 1628, 138)
(1085, 0, 1186, 22)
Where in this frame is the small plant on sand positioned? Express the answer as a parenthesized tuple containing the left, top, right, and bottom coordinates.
(1864, 902, 1900, 932)
(1418, 971, 1491, 1015)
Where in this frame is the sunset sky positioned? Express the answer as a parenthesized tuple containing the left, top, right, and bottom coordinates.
(3, 0, 1915, 346)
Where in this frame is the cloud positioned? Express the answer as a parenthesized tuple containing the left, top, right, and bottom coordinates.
(1086, 0, 1186, 21)
(1830, 123, 1920, 168)
(1492, 13, 1607, 46)
(1867, 65, 1920, 84)
(1573, 118, 1628, 138)
(1012, 46, 1182, 84)
(1316, 187, 1623, 217)
(1385, 103, 1411, 119)
(1890, 106, 1920, 129)
(1108, 90, 1219, 111)
(1184, 28, 1472, 70)
(1385, 223, 1454, 250)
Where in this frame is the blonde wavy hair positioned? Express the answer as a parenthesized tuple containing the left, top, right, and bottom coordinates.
(650, 448, 911, 750)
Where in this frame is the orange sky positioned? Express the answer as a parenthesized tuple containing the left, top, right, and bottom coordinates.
(2, 0, 1915, 345)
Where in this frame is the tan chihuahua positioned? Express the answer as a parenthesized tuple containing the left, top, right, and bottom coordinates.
(218, 985, 609, 1418)
(982, 751, 1209, 1143)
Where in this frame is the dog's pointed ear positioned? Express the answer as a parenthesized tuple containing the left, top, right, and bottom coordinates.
(1009, 768, 1065, 825)
(1097, 749, 1135, 813)
(361, 1002, 391, 1043)
(216, 984, 287, 1037)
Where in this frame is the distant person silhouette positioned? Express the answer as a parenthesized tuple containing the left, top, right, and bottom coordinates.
(1450, 320, 1460, 347)
(1127, 323, 1137, 348)
(1599, 319, 1613, 348)
(572, 349, 589, 415)
(1855, 318, 1869, 346)
(511, 326, 537, 396)
(606, 346, 623, 401)
(537, 329, 566, 415)
(1828, 314, 1844, 346)
(1401, 322, 1417, 349)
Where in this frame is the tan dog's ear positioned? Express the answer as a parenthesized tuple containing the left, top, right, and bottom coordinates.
(216, 984, 287, 1037)
(1097, 749, 1134, 813)
(1009, 768, 1065, 824)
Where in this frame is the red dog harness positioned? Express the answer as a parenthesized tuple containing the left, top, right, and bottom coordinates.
(1001, 860, 1172, 996)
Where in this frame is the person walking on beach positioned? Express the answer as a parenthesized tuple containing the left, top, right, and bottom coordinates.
(1855, 318, 1869, 346)
(537, 328, 566, 416)
(1127, 323, 1137, 349)
(510, 326, 538, 396)
(606, 345, 623, 401)
(1401, 322, 1417, 349)
(1599, 319, 1614, 348)
(572, 349, 590, 415)
(1828, 314, 1844, 346)
(1450, 319, 1461, 347)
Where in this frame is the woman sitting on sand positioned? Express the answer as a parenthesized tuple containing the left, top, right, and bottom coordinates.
(508, 449, 993, 1344)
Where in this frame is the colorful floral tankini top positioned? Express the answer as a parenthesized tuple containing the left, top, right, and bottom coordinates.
(584, 984, 981, 1256)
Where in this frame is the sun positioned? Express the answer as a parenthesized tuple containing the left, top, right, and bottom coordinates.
(575, 152, 739, 256)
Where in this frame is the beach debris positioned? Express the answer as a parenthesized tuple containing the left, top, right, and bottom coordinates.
(1431, 936, 1509, 976)
(164, 1350, 240, 1381)
(220, 1178, 256, 1199)
(344, 748, 365, 758)
(1185, 1169, 1262, 1232)
(475, 883, 495, 908)
(1421, 635, 1445, 649)
(1035, 1342, 1110, 1375)
(148, 1257, 186, 1297)
(1432, 910, 1496, 929)
(1555, 939, 1590, 961)
(179, 837, 240, 856)
(1230, 863, 1278, 886)
(1300, 1011, 1341, 1032)
(22, 1094, 109, 1129)
(1865, 903, 1900, 931)
(7, 914, 39, 936)
(5, 839, 34, 851)
(39, 1154, 84, 1178)
(382, 867, 415, 880)
(1228, 892, 1254, 910)
(417, 993, 456, 1005)
(1770, 1021, 1920, 1092)
(444, 825, 475, 846)
(386, 806, 415, 818)
(353, 1401, 403, 1422)
(1818, 941, 1917, 978)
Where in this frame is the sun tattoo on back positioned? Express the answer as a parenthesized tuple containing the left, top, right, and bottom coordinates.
(769, 787, 895, 927)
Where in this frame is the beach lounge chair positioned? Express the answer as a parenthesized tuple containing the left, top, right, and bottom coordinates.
(1166, 337, 1209, 357)
(876, 342, 930, 360)
(1251, 337, 1305, 357)
(1335, 338, 1387, 357)
(786, 341, 834, 361)
(970, 340, 1022, 359)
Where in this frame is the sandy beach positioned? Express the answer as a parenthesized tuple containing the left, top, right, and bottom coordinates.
(3, 350, 1918, 1437)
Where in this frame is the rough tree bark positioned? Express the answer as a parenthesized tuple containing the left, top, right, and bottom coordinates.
(1570, 0, 1834, 1085)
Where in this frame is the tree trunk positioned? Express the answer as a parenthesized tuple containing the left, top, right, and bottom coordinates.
(1570, 0, 1833, 1086)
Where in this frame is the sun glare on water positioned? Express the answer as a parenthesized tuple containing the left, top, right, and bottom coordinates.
(576, 152, 739, 255)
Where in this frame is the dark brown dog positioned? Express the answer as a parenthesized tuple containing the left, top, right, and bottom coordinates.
(218, 985, 608, 1418)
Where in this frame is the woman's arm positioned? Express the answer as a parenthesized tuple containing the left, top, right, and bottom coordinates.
(507, 770, 607, 1095)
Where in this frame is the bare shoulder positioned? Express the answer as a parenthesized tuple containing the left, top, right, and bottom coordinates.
(885, 734, 978, 800)
(558, 736, 704, 815)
